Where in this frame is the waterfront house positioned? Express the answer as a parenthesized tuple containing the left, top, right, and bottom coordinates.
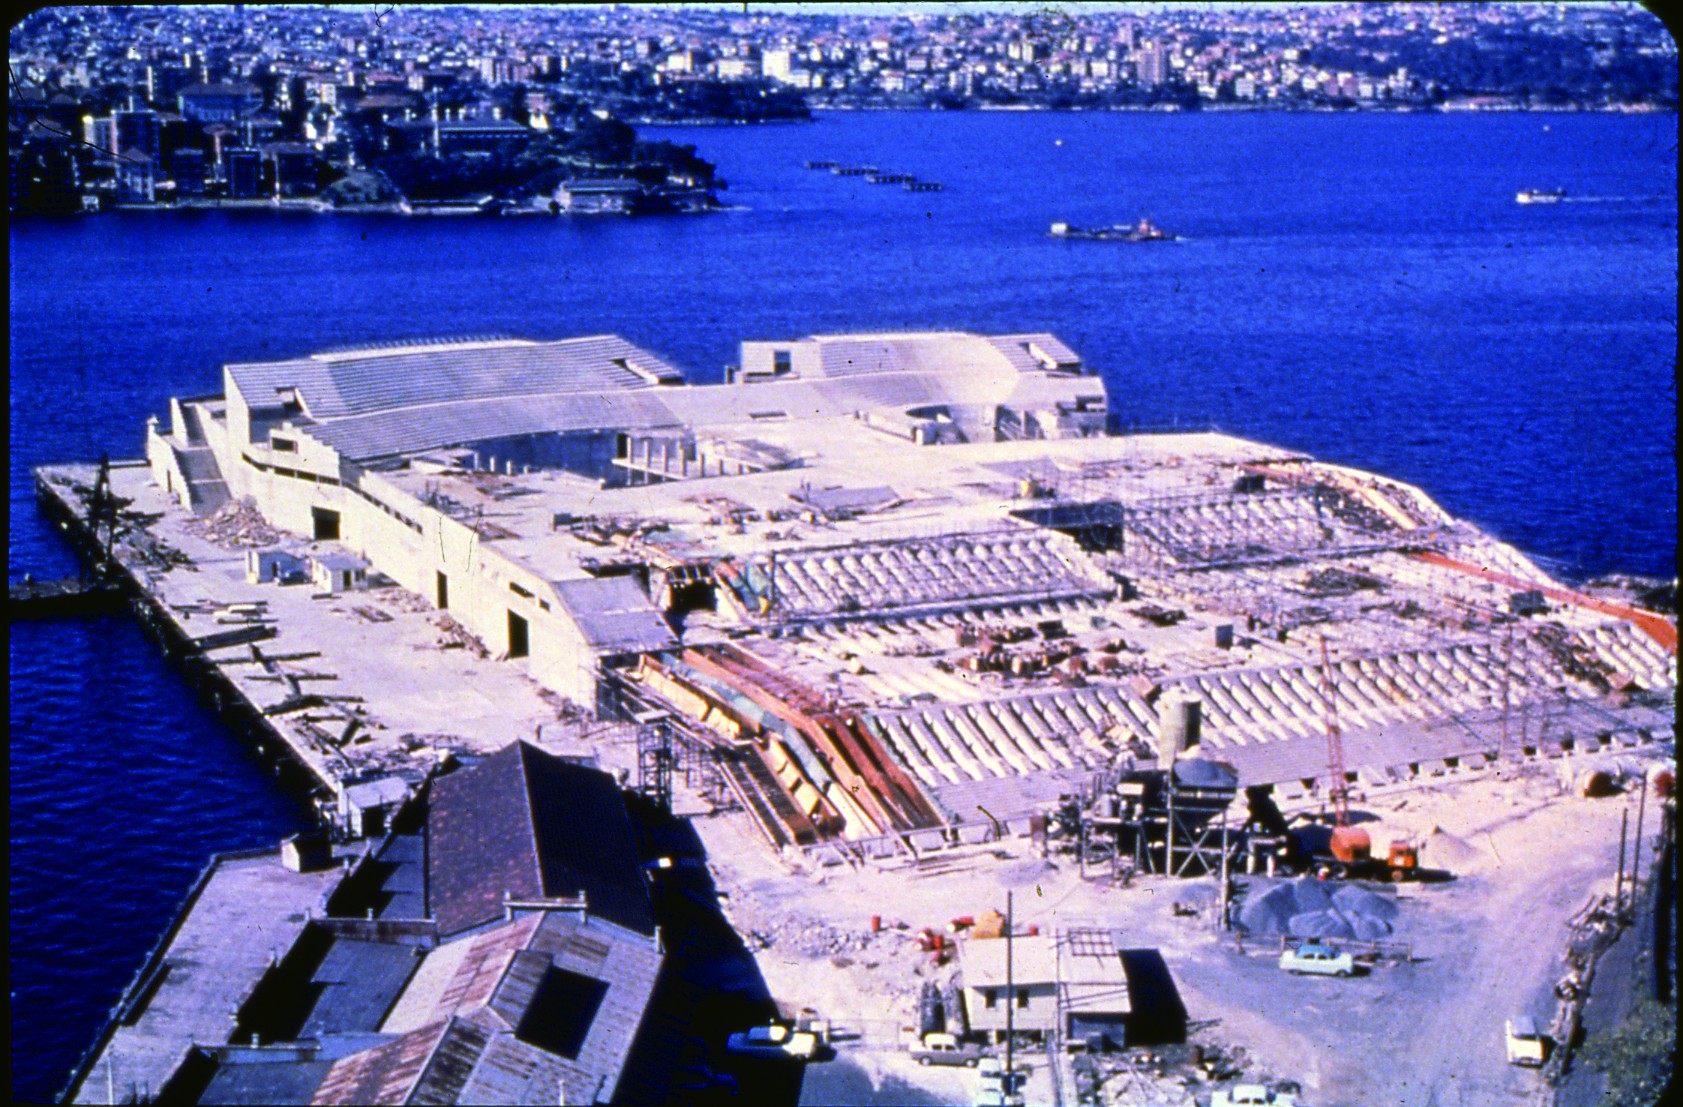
(556, 177, 648, 214)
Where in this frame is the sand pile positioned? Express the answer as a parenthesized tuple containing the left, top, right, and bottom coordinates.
(1422, 825, 1485, 868)
(1237, 878, 1400, 941)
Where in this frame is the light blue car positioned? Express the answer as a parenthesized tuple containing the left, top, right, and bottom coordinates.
(1278, 942, 1356, 977)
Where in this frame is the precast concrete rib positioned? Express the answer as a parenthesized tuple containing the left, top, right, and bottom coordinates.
(883, 713, 960, 786)
(1243, 676, 1310, 738)
(1015, 697, 1069, 770)
(869, 713, 940, 787)
(1338, 663, 1393, 722)
(1069, 689, 1116, 736)
(1455, 645, 1504, 695)
(1033, 693, 1080, 744)
(1380, 652, 1434, 705)
(1195, 677, 1249, 746)
(1223, 678, 1281, 742)
(947, 706, 1016, 776)
(1376, 655, 1436, 716)
(960, 704, 1020, 776)
(981, 701, 1043, 774)
(991, 700, 1054, 770)
(1254, 673, 1317, 737)
(930, 711, 985, 780)
(1275, 670, 1322, 721)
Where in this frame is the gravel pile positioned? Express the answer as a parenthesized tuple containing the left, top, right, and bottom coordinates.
(1238, 877, 1400, 941)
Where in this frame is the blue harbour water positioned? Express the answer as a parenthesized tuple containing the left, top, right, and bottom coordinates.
(8, 110, 1677, 1102)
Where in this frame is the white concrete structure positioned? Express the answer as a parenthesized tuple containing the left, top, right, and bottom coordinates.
(146, 330, 1107, 709)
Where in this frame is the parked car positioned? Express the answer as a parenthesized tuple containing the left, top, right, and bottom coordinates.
(910, 1032, 986, 1067)
(725, 1022, 818, 1059)
(1278, 942, 1356, 977)
(1505, 1016, 1548, 1066)
(973, 1057, 1027, 1107)
(1212, 1084, 1298, 1106)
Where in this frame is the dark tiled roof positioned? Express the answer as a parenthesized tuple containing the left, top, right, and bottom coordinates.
(201, 1058, 335, 1105)
(427, 742, 655, 938)
(428, 744, 543, 936)
(302, 938, 423, 1037)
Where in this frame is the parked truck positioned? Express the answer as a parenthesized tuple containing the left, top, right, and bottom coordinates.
(1245, 789, 1423, 881)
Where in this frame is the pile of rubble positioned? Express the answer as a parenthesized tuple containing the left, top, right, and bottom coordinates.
(744, 916, 902, 960)
(184, 499, 282, 549)
(1075, 1041, 1299, 1107)
(431, 614, 489, 657)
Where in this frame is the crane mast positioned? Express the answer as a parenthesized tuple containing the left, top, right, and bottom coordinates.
(1318, 636, 1350, 827)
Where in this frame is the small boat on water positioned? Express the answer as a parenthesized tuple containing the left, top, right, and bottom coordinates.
(1049, 218, 1176, 242)
(1516, 188, 1566, 204)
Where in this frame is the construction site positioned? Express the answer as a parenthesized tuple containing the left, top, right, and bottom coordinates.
(36, 328, 1675, 1106)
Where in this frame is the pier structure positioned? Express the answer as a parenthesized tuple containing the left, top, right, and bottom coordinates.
(65, 743, 679, 1106)
(39, 327, 1675, 860)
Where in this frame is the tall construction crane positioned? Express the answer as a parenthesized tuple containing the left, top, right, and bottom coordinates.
(1313, 635, 1420, 881)
(1317, 635, 1351, 827)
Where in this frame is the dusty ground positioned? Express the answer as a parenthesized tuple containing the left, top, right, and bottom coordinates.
(691, 756, 1668, 1107)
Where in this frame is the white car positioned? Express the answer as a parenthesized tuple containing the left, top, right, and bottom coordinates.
(973, 1058, 1027, 1107)
(1278, 943, 1356, 977)
(1212, 1084, 1297, 1107)
(724, 1022, 818, 1059)
(1505, 1016, 1548, 1066)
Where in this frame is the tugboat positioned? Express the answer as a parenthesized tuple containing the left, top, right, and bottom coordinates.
(1515, 188, 1565, 204)
(1049, 218, 1177, 242)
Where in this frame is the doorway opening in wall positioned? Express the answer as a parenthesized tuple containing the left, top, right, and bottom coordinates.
(312, 507, 341, 541)
(508, 611, 529, 658)
(436, 571, 449, 610)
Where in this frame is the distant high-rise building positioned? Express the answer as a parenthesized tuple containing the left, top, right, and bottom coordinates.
(172, 148, 206, 196)
(1137, 44, 1167, 86)
(113, 108, 160, 162)
(224, 147, 260, 198)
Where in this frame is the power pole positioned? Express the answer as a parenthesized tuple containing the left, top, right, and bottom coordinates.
(1630, 776, 1648, 916)
(1616, 807, 1629, 912)
(1005, 889, 1014, 1088)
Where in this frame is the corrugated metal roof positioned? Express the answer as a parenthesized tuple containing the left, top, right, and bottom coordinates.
(227, 335, 683, 422)
(1057, 929, 1132, 1017)
(311, 1019, 450, 1105)
(363, 912, 662, 1104)
(553, 576, 678, 655)
(384, 915, 542, 1034)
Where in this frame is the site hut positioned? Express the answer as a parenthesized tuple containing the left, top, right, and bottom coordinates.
(1056, 928, 1135, 1052)
(310, 549, 368, 594)
(245, 546, 304, 584)
(960, 932, 1059, 1043)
